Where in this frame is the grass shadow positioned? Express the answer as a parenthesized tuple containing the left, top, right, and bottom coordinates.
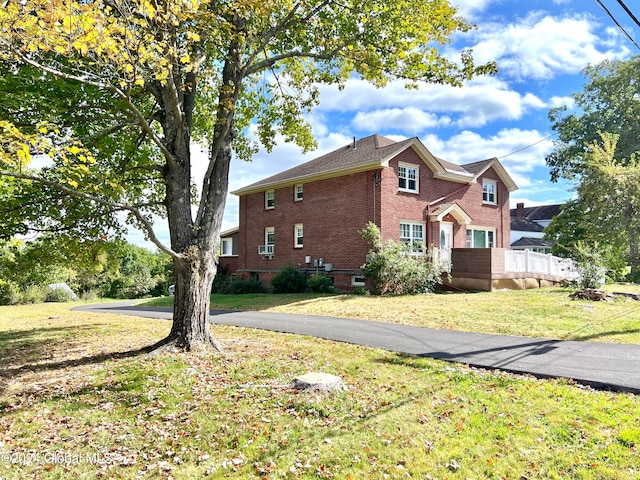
(0, 324, 157, 397)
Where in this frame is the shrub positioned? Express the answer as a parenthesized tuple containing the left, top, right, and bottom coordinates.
(573, 242, 606, 289)
(19, 285, 48, 304)
(360, 222, 448, 295)
(351, 287, 370, 296)
(0, 280, 20, 305)
(212, 267, 235, 294)
(271, 264, 307, 293)
(307, 274, 337, 293)
(228, 278, 264, 294)
(45, 286, 74, 303)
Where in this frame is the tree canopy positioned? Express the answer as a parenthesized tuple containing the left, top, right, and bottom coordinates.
(0, 0, 496, 350)
(545, 57, 640, 281)
(546, 56, 640, 182)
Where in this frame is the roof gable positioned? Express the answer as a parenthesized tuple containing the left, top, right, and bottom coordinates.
(429, 202, 472, 225)
(232, 134, 518, 195)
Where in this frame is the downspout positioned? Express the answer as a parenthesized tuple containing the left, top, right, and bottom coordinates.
(373, 171, 381, 225)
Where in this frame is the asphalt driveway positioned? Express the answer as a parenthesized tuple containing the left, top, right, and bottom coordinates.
(74, 301, 640, 394)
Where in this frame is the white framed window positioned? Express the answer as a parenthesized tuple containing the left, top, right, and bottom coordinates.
(400, 221, 425, 253)
(294, 184, 304, 201)
(482, 179, 497, 204)
(398, 163, 419, 193)
(351, 275, 366, 287)
(265, 227, 275, 246)
(466, 227, 496, 248)
(265, 189, 275, 209)
(220, 238, 233, 256)
(294, 224, 304, 248)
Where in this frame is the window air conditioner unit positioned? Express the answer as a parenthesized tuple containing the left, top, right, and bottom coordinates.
(258, 244, 274, 257)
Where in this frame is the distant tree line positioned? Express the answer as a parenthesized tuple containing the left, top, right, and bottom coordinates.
(0, 236, 173, 305)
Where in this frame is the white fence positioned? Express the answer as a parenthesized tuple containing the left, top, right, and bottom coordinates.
(504, 250, 581, 281)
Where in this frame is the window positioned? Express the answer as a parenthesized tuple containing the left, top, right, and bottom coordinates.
(294, 184, 303, 201)
(220, 238, 233, 256)
(482, 179, 497, 204)
(294, 224, 304, 248)
(466, 227, 495, 248)
(398, 163, 419, 193)
(400, 221, 424, 253)
(351, 275, 366, 287)
(265, 190, 275, 209)
(265, 227, 275, 246)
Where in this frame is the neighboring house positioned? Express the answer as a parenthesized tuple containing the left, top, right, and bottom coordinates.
(232, 134, 518, 290)
(510, 203, 562, 253)
(218, 227, 239, 274)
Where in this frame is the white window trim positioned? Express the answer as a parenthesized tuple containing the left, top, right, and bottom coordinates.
(482, 179, 497, 205)
(220, 237, 233, 257)
(398, 162, 419, 194)
(351, 275, 366, 287)
(294, 223, 303, 248)
(265, 190, 275, 209)
(466, 226, 496, 248)
(265, 227, 275, 246)
(400, 221, 425, 253)
(294, 184, 304, 201)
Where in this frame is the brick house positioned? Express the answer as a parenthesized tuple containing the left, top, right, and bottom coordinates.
(231, 134, 518, 290)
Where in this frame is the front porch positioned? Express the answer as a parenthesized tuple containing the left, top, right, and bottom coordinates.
(445, 248, 580, 291)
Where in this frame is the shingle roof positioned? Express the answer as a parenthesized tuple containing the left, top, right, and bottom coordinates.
(233, 134, 413, 193)
(511, 237, 556, 248)
(511, 204, 563, 220)
(511, 217, 544, 233)
(232, 134, 517, 195)
(460, 159, 494, 175)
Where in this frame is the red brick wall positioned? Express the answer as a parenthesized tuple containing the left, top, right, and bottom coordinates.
(238, 170, 380, 274)
(236, 147, 511, 288)
(379, 149, 510, 248)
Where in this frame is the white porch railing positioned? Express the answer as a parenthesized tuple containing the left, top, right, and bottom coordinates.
(504, 250, 581, 281)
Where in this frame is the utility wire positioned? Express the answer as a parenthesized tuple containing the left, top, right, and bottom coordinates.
(615, 0, 640, 30)
(497, 133, 557, 160)
(596, 0, 640, 51)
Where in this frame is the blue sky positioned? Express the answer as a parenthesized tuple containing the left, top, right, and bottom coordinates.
(129, 0, 639, 248)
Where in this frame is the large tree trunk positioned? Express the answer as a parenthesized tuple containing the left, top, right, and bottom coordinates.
(164, 245, 223, 351)
(152, 16, 241, 353)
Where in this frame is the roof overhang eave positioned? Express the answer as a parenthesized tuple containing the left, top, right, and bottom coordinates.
(231, 160, 386, 196)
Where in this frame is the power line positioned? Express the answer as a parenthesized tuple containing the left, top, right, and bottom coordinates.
(615, 0, 640, 30)
(596, 0, 640, 51)
(497, 133, 557, 160)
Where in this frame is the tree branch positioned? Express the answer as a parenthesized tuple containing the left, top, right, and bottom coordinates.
(4, 46, 178, 170)
(0, 170, 178, 259)
(246, 50, 336, 76)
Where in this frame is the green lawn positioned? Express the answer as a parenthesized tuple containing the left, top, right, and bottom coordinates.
(1, 299, 638, 479)
(142, 285, 640, 344)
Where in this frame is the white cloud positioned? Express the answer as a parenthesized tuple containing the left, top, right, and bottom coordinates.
(352, 107, 451, 133)
(422, 128, 553, 167)
(317, 77, 545, 129)
(548, 95, 574, 109)
(453, 0, 494, 20)
(467, 12, 629, 80)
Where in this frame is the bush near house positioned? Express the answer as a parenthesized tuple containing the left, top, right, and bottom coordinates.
(271, 264, 308, 293)
(307, 273, 337, 293)
(361, 222, 448, 295)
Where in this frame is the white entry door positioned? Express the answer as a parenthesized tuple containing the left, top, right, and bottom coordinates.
(439, 223, 453, 265)
(440, 223, 453, 249)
